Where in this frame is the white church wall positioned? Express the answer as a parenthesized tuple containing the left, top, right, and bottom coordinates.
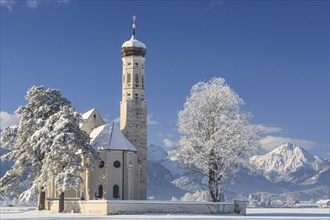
(109, 150, 124, 200)
(46, 200, 247, 216)
(89, 151, 107, 200)
(124, 151, 137, 200)
(81, 109, 105, 134)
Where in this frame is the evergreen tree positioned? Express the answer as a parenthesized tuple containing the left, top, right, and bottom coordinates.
(0, 86, 98, 211)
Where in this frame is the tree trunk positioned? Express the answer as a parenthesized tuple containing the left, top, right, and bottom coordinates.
(219, 186, 225, 202)
(59, 192, 64, 213)
(38, 188, 46, 210)
(208, 150, 219, 202)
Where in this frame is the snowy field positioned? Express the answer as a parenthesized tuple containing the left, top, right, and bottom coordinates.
(1, 207, 329, 220)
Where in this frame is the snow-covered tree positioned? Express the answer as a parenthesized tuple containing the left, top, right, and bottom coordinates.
(2, 196, 11, 206)
(271, 199, 284, 208)
(1, 86, 71, 208)
(176, 77, 260, 202)
(36, 106, 97, 212)
(259, 192, 269, 207)
(180, 190, 211, 202)
(247, 194, 258, 207)
(266, 195, 272, 207)
(11, 197, 18, 206)
(0, 86, 98, 212)
(171, 196, 178, 201)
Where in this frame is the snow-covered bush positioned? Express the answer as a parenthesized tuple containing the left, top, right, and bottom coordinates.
(11, 197, 19, 206)
(181, 193, 195, 201)
(181, 190, 211, 202)
(271, 199, 284, 208)
(2, 197, 12, 206)
(171, 196, 178, 201)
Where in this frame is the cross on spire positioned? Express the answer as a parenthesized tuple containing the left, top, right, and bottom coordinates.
(132, 15, 136, 39)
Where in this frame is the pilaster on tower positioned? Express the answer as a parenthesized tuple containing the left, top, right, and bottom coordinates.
(120, 16, 147, 200)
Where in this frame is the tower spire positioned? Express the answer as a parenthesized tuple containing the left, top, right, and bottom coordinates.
(121, 15, 147, 199)
(132, 15, 136, 39)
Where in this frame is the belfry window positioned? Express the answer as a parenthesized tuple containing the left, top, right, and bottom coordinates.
(113, 185, 119, 198)
(98, 185, 103, 199)
(142, 75, 144, 88)
(135, 74, 139, 83)
(127, 73, 131, 83)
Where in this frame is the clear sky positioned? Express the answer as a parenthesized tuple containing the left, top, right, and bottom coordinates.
(0, 0, 329, 157)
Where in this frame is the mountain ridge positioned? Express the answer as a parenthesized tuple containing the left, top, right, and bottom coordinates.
(249, 142, 328, 183)
(147, 142, 330, 202)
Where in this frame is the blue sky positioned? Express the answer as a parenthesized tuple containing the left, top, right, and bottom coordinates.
(0, 0, 329, 157)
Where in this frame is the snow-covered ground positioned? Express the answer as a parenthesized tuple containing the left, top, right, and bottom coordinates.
(1, 207, 329, 220)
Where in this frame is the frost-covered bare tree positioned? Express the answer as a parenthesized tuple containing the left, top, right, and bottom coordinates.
(0, 86, 98, 212)
(176, 77, 260, 202)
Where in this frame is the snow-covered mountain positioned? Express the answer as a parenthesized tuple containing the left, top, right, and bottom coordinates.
(147, 145, 188, 200)
(302, 166, 330, 186)
(249, 143, 329, 183)
(148, 144, 168, 162)
(147, 143, 330, 202)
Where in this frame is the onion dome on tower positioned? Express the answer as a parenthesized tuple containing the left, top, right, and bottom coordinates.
(121, 16, 146, 57)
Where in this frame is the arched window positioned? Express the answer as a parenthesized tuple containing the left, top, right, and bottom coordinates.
(98, 185, 103, 199)
(142, 75, 144, 88)
(99, 161, 104, 168)
(113, 185, 119, 198)
(127, 73, 131, 83)
(135, 74, 139, 83)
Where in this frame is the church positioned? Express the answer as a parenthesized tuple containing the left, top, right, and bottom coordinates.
(46, 17, 147, 201)
(45, 18, 247, 216)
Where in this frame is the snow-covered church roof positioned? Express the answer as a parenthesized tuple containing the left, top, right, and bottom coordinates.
(81, 108, 96, 120)
(122, 35, 146, 49)
(90, 122, 137, 152)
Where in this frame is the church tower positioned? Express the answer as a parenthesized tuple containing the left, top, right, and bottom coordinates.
(120, 16, 147, 200)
